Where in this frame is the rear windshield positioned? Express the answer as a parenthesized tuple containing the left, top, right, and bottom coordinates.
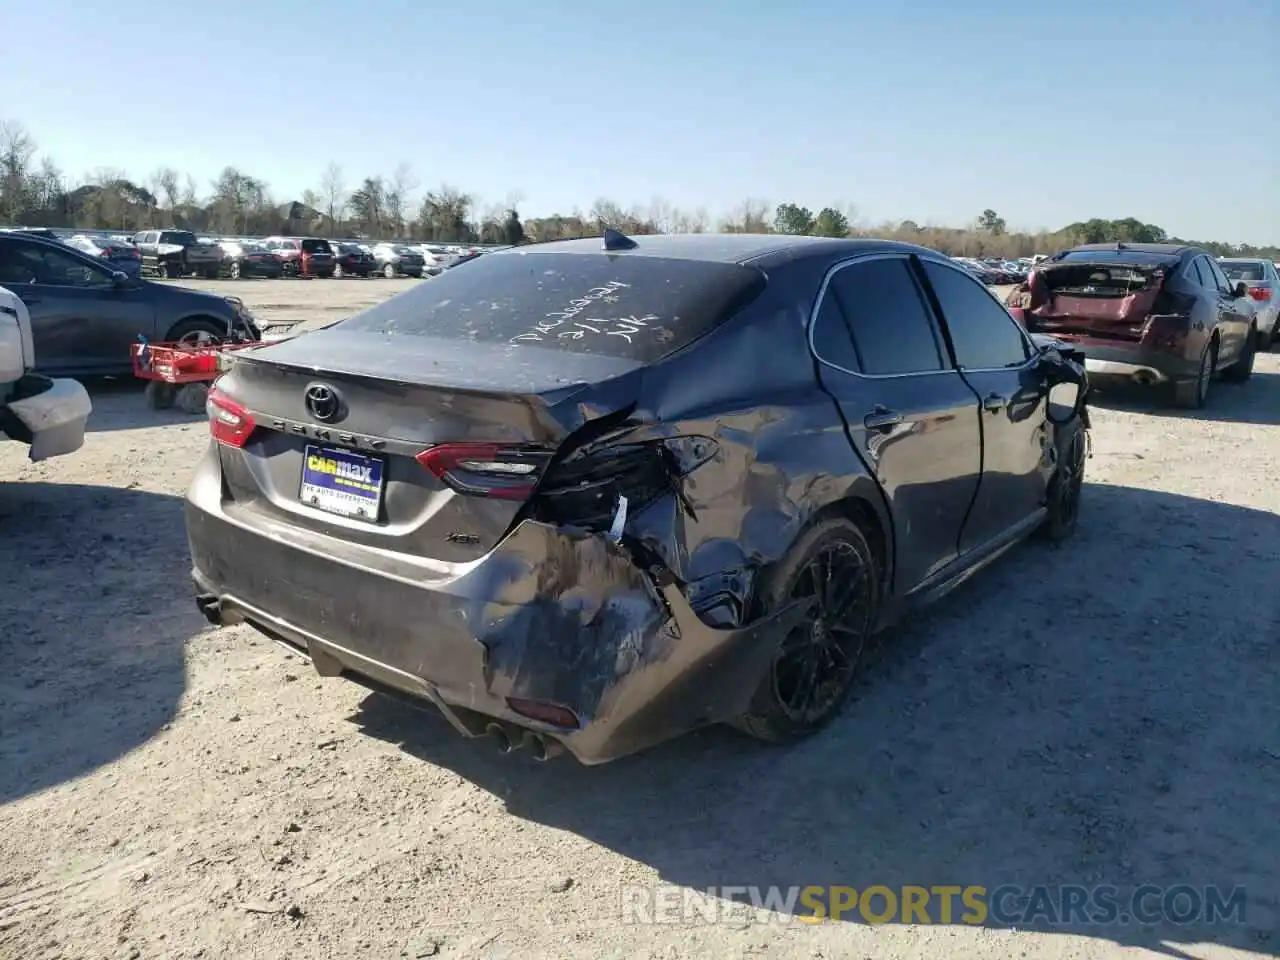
(339, 250, 767, 363)
(1219, 261, 1267, 282)
(160, 231, 197, 245)
(1056, 249, 1176, 267)
(301, 238, 331, 253)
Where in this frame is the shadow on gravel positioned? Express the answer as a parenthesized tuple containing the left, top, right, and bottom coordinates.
(354, 482, 1278, 957)
(0, 481, 201, 805)
(1088, 368, 1280, 425)
(78, 378, 208, 434)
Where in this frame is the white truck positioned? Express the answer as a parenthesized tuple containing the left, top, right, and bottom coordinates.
(0, 285, 92, 461)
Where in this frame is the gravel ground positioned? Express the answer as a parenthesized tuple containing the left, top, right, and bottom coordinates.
(1, 278, 1277, 960)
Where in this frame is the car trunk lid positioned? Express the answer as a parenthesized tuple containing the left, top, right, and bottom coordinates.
(211, 326, 645, 561)
(1018, 261, 1166, 342)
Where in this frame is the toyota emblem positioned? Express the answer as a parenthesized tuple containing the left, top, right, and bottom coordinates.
(304, 383, 344, 423)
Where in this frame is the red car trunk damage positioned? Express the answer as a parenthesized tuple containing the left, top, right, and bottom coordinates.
(1007, 262, 1189, 353)
(187, 253, 815, 763)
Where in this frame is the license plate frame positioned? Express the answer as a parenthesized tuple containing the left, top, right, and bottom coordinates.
(299, 444, 386, 522)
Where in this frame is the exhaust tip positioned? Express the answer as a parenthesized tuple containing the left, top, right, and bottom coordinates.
(486, 723, 515, 754)
(522, 730, 565, 762)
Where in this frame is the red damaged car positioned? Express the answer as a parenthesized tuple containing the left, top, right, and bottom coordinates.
(1006, 243, 1257, 408)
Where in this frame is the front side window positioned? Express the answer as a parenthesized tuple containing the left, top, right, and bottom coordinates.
(1, 242, 112, 288)
(822, 257, 944, 375)
(921, 260, 1030, 369)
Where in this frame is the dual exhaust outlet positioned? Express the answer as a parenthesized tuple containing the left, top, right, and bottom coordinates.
(485, 721, 564, 762)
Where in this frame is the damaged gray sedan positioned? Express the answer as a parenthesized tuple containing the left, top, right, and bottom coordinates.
(185, 232, 1090, 764)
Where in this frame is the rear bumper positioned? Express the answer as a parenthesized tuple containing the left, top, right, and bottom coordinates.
(1, 374, 92, 461)
(184, 447, 804, 764)
(1064, 341, 1199, 384)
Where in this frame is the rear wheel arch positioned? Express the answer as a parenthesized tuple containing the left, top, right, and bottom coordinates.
(751, 482, 894, 618)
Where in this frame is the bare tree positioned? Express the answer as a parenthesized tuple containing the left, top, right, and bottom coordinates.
(385, 162, 419, 238)
(720, 198, 771, 234)
(0, 120, 37, 221)
(418, 184, 473, 242)
(647, 197, 675, 234)
(149, 167, 180, 211)
(319, 161, 346, 231)
(180, 173, 198, 207)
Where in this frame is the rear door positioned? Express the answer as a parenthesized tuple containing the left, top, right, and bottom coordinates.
(0, 238, 156, 375)
(918, 257, 1049, 554)
(809, 253, 981, 593)
(1201, 256, 1252, 362)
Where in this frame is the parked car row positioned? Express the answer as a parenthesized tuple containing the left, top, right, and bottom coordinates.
(952, 256, 1032, 285)
(0, 227, 486, 282)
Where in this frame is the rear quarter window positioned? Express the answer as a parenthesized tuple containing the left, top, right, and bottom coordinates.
(339, 251, 767, 363)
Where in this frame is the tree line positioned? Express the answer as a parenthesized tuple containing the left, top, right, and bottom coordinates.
(2, 120, 1276, 260)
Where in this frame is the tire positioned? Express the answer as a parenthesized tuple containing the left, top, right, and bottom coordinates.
(731, 516, 880, 744)
(384, 262, 396, 279)
(156, 261, 171, 280)
(144, 380, 177, 410)
(333, 263, 343, 278)
(1174, 338, 1217, 409)
(1036, 417, 1086, 542)
(229, 261, 241, 280)
(1222, 327, 1257, 383)
(176, 382, 210, 414)
(166, 316, 230, 344)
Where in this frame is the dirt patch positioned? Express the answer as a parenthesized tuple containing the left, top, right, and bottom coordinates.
(1, 319, 1277, 958)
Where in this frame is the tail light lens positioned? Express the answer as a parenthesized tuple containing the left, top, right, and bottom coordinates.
(1249, 286, 1270, 302)
(207, 386, 256, 447)
(531, 436, 719, 530)
(416, 442, 553, 500)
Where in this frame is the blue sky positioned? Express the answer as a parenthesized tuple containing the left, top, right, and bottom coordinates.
(5, 0, 1277, 244)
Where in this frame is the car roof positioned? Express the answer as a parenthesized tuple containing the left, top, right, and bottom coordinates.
(486, 233, 938, 267)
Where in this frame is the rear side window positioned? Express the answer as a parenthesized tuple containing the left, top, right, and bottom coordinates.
(340, 251, 768, 363)
(1185, 258, 1206, 287)
(822, 257, 944, 375)
(1202, 257, 1231, 293)
(922, 260, 1031, 369)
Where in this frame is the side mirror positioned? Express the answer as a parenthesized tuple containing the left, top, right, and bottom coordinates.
(111, 270, 130, 287)
(1233, 281, 1249, 299)
(1047, 381, 1082, 424)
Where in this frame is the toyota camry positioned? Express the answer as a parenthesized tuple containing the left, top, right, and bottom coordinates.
(185, 232, 1089, 764)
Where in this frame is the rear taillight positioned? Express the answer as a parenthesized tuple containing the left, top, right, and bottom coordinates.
(415, 442, 553, 501)
(1249, 286, 1270, 301)
(207, 386, 256, 447)
(532, 437, 719, 529)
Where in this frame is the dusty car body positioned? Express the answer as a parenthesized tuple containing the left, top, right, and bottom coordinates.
(186, 233, 1090, 764)
(0, 285, 92, 461)
(1006, 243, 1257, 408)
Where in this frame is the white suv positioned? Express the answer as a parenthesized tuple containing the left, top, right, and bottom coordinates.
(0, 285, 92, 461)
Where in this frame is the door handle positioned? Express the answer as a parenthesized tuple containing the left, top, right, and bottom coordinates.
(982, 392, 1005, 412)
(863, 408, 903, 431)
